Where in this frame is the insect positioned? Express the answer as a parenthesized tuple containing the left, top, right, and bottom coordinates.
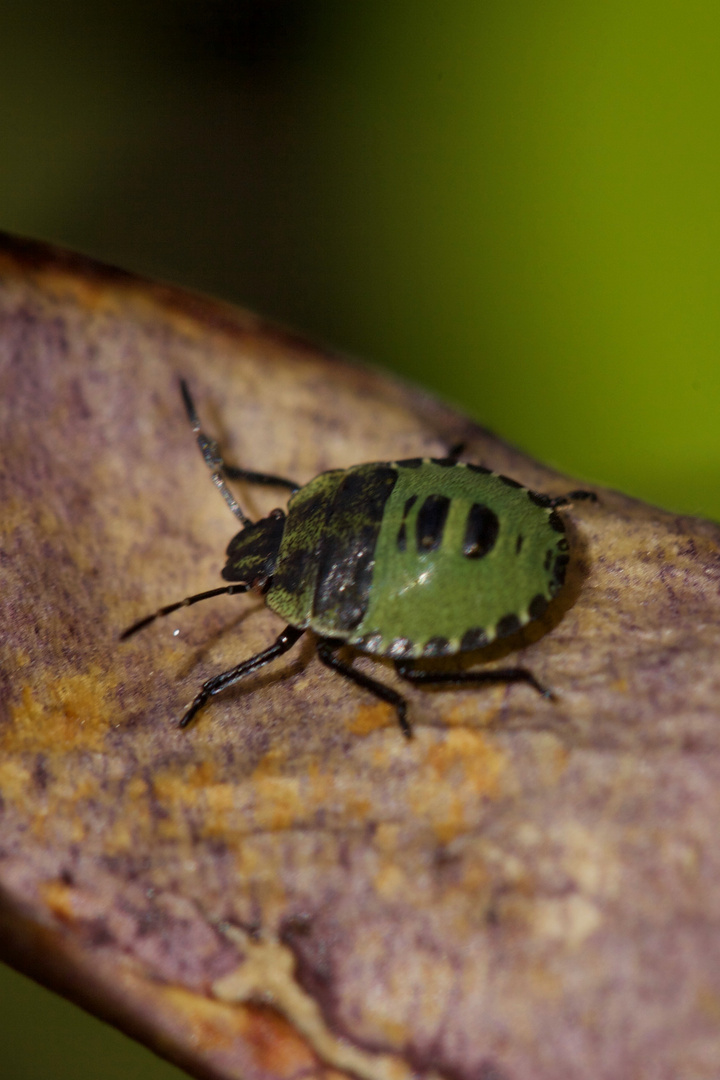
(121, 381, 596, 737)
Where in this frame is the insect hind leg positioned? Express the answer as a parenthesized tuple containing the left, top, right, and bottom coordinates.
(394, 660, 553, 700)
(316, 640, 412, 738)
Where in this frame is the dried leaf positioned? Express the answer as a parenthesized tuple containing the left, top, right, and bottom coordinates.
(1, 232, 720, 1080)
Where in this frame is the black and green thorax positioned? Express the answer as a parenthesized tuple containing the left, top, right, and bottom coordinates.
(222, 459, 570, 661)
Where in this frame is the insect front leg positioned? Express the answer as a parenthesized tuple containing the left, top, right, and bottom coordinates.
(179, 624, 305, 728)
(222, 464, 300, 494)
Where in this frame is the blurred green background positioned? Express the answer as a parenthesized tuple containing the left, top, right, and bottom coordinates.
(2, 1, 720, 1076)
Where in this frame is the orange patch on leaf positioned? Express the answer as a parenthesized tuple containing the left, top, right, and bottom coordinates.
(5, 671, 114, 754)
(347, 702, 395, 737)
(38, 880, 76, 922)
(243, 1003, 321, 1077)
(425, 729, 508, 798)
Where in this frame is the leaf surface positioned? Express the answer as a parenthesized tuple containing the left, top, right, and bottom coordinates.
(1, 233, 720, 1080)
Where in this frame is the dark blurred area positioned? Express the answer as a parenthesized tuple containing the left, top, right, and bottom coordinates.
(4, 1, 720, 519)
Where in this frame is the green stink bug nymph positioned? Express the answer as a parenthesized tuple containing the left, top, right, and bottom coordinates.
(121, 382, 596, 737)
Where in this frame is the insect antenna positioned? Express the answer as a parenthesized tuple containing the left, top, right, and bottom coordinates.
(120, 583, 251, 640)
(180, 379, 253, 526)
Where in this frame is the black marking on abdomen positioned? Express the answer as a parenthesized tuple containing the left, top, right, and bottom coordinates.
(355, 631, 383, 653)
(388, 636, 415, 659)
(416, 494, 451, 551)
(528, 593, 548, 620)
(313, 466, 398, 631)
(463, 503, 499, 559)
(551, 553, 570, 593)
(396, 494, 418, 552)
(515, 534, 524, 555)
(423, 636, 452, 658)
(496, 613, 521, 639)
(461, 627, 491, 651)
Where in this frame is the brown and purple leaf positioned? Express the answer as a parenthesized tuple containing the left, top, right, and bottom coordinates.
(1, 233, 720, 1080)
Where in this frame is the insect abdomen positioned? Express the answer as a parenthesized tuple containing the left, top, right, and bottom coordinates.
(346, 461, 569, 659)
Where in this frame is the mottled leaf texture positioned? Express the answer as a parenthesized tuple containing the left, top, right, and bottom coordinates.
(1, 233, 720, 1080)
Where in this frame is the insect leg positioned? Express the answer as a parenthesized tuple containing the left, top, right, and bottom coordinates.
(222, 465, 300, 494)
(179, 624, 305, 728)
(548, 490, 598, 508)
(394, 661, 553, 700)
(180, 380, 300, 511)
(316, 640, 412, 739)
(445, 440, 466, 461)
